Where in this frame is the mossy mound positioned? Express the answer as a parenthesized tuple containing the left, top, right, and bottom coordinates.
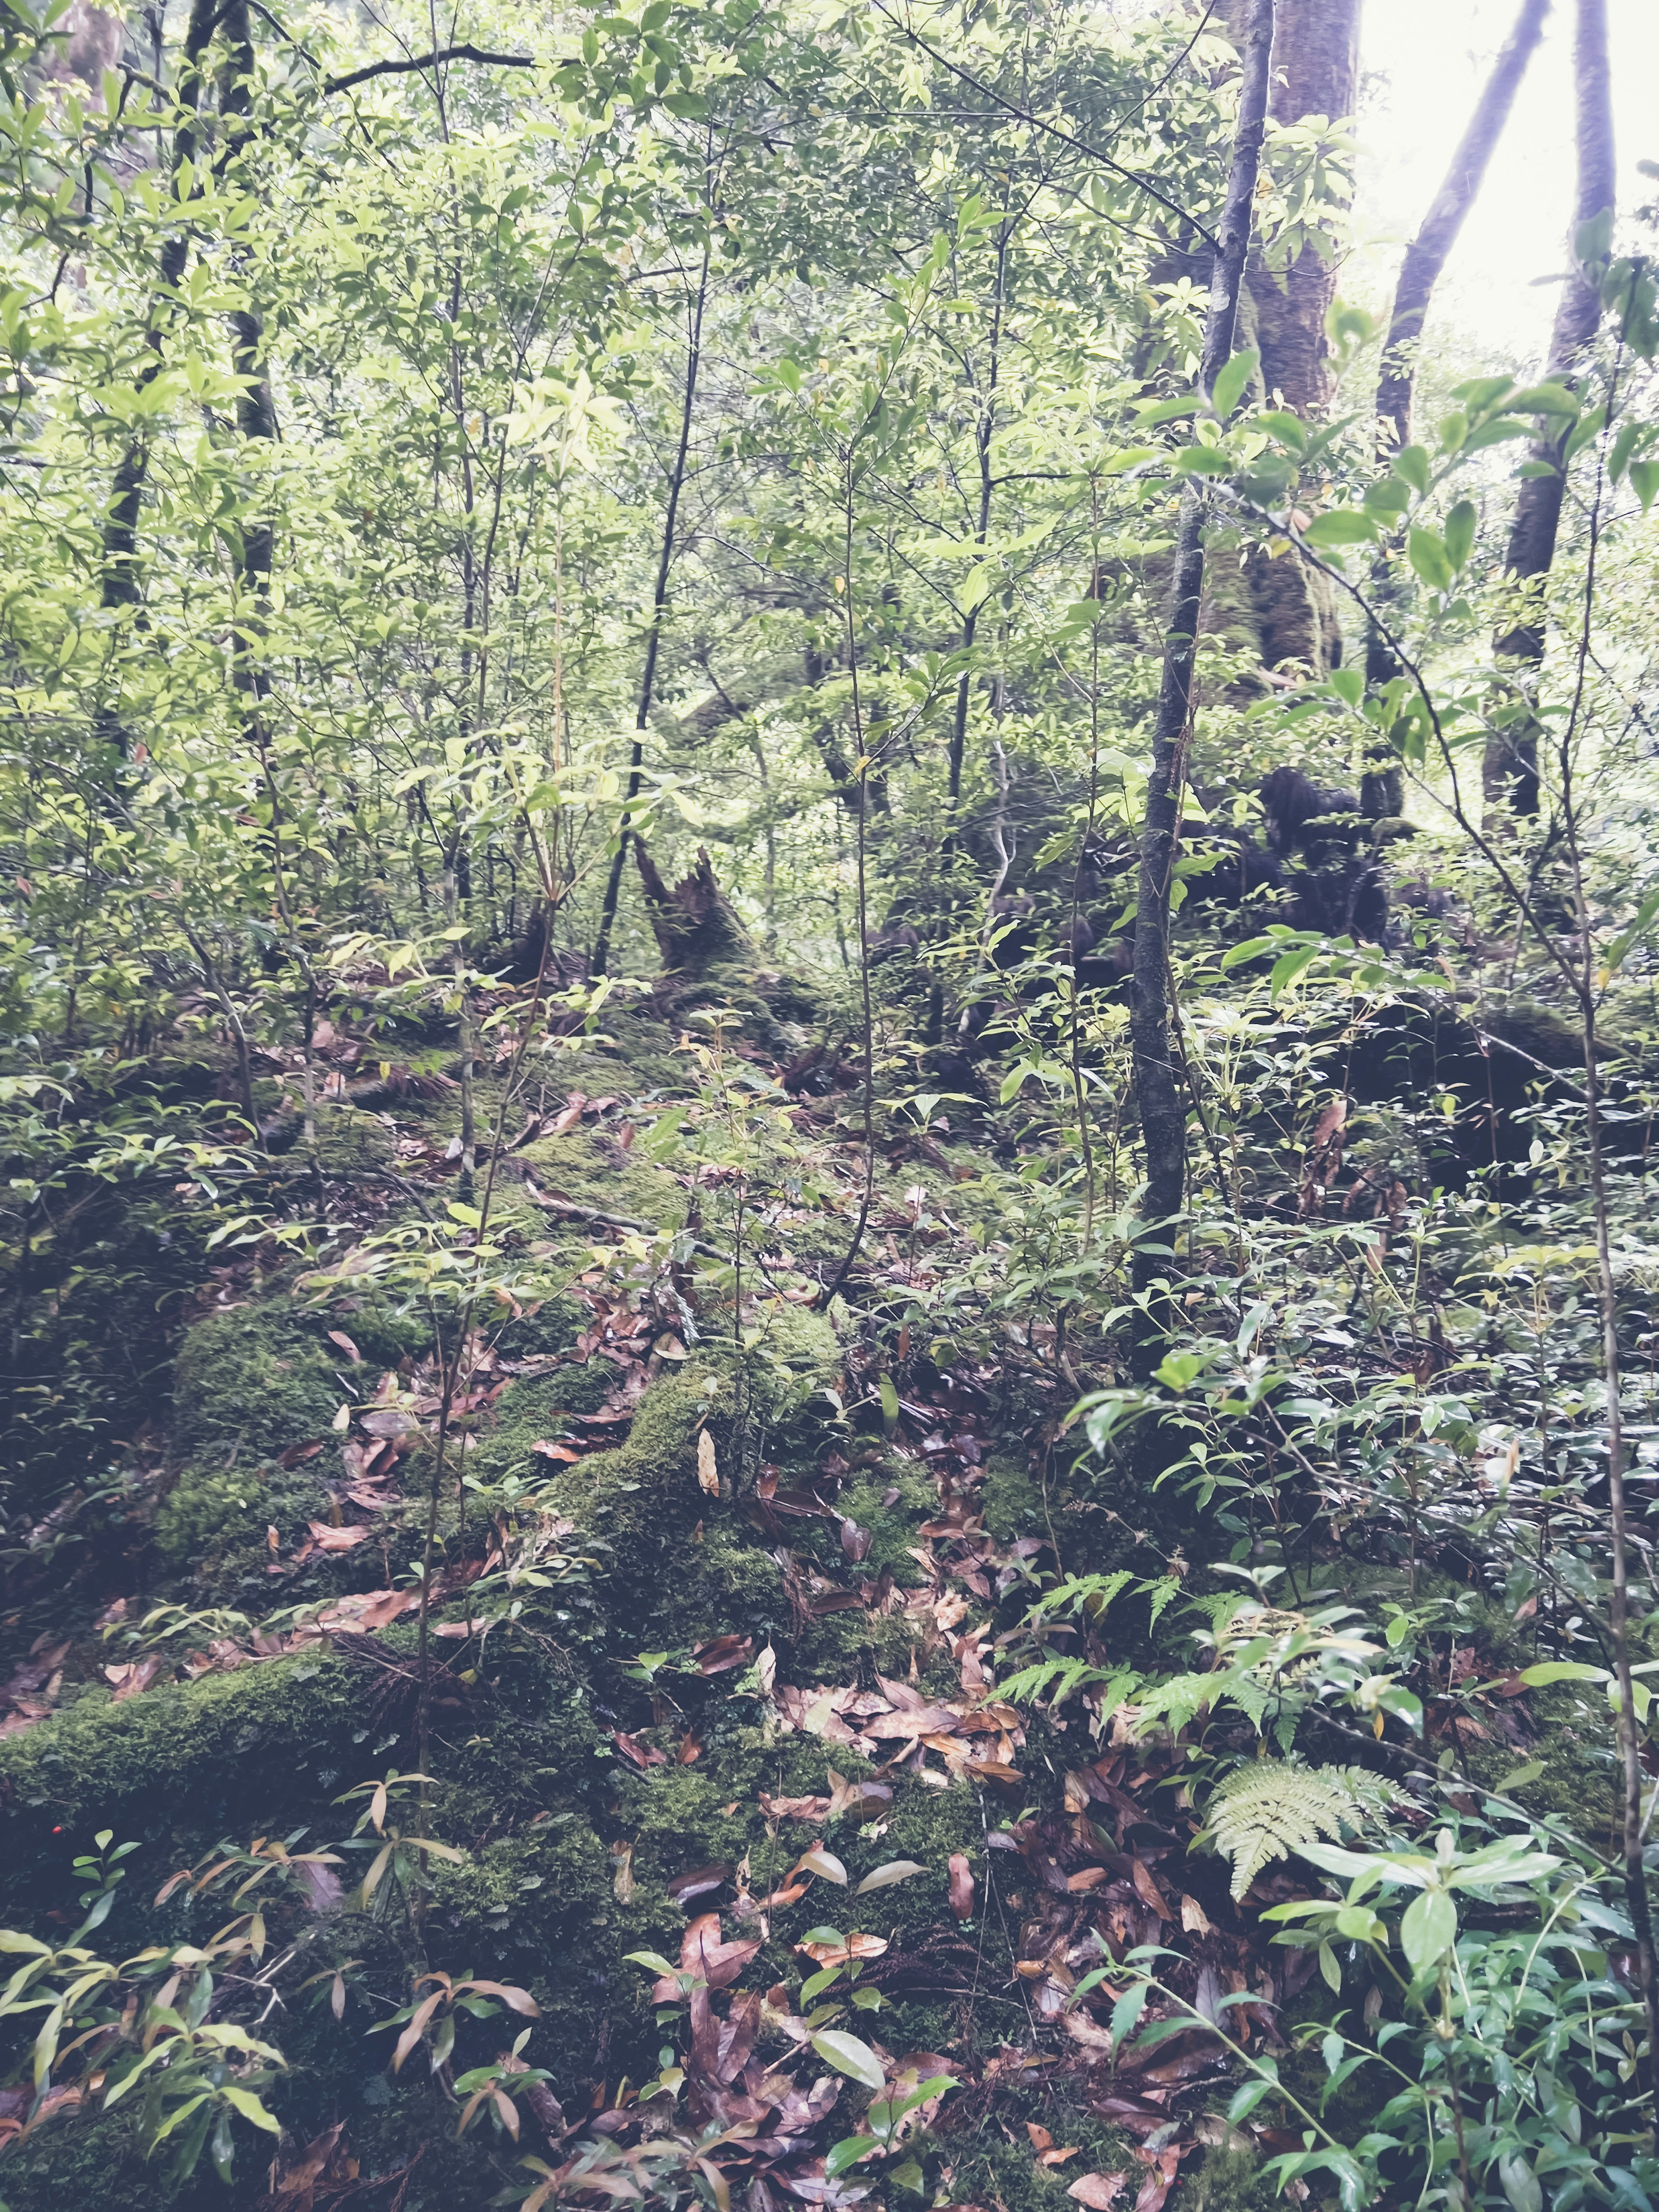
(170, 1306, 344, 1465)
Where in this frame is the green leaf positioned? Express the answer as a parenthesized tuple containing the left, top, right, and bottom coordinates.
(1630, 459, 1659, 513)
(1394, 444, 1431, 494)
(1515, 1661, 1608, 1687)
(1443, 499, 1476, 572)
(1173, 445, 1236, 477)
(811, 2030, 886, 2092)
(1494, 1761, 1545, 1794)
(1301, 509, 1376, 549)
(1499, 2152, 1544, 2212)
(1407, 526, 1453, 593)
(825, 2136, 874, 2177)
(1399, 1888, 1456, 1973)
(1503, 381, 1578, 418)
(218, 2085, 281, 2134)
(1109, 1981, 1149, 2046)
(1608, 886, 1659, 970)
(877, 1374, 899, 1434)
(1269, 945, 1320, 995)
(1211, 347, 1259, 417)
(1255, 409, 1307, 452)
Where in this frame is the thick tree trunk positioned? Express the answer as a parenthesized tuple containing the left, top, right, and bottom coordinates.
(1233, 0, 1358, 676)
(1130, 0, 1274, 1376)
(1363, 0, 1551, 802)
(633, 844, 753, 975)
(1484, 0, 1614, 819)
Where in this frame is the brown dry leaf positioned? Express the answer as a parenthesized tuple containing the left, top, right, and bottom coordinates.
(1067, 2176, 1129, 2209)
(1180, 1894, 1214, 1936)
(680, 1913, 762, 1990)
(692, 1634, 752, 1676)
(610, 1730, 667, 1771)
(665, 1863, 729, 1904)
(796, 1931, 887, 1967)
(677, 1729, 703, 1766)
(103, 1657, 162, 1702)
(327, 1332, 362, 1364)
(307, 1522, 372, 1552)
(1130, 1859, 1173, 1919)
(1027, 2124, 1055, 2152)
(611, 1843, 635, 1904)
(318, 1589, 414, 1633)
(826, 1769, 893, 1821)
(947, 1852, 975, 1920)
(531, 1440, 582, 1464)
(697, 1429, 720, 1497)
(1040, 2149, 1083, 2168)
(758, 1792, 833, 1823)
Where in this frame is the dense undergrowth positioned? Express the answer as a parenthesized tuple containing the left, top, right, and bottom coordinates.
(1, 0, 1659, 2209)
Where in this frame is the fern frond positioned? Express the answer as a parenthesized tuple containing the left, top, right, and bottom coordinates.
(1204, 1761, 1387, 1902)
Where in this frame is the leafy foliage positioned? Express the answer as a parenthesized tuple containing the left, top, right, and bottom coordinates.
(1199, 1758, 1389, 1903)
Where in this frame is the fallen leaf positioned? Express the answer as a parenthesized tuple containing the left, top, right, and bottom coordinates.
(531, 1440, 582, 1463)
(1040, 2149, 1083, 2168)
(692, 1634, 752, 1676)
(1067, 2176, 1129, 2209)
(797, 1931, 887, 1967)
(947, 1853, 975, 1920)
(793, 1845, 848, 1885)
(306, 1521, 373, 1551)
(697, 1429, 720, 1497)
(1180, 1894, 1213, 1936)
(612, 1843, 635, 1904)
(853, 1859, 925, 1895)
(666, 1863, 730, 1904)
(1130, 1859, 1173, 1919)
(327, 1331, 362, 1364)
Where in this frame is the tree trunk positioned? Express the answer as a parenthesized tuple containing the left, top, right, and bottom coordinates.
(1484, 0, 1614, 819)
(591, 246, 712, 978)
(1374, 0, 1553, 457)
(1235, 0, 1358, 676)
(633, 844, 753, 976)
(1363, 0, 1551, 801)
(95, 0, 220, 750)
(1130, 0, 1275, 1376)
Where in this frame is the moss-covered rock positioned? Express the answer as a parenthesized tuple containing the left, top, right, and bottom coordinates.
(154, 1459, 331, 1586)
(170, 1306, 343, 1465)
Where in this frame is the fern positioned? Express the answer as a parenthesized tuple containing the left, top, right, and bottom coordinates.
(1202, 1760, 1389, 1901)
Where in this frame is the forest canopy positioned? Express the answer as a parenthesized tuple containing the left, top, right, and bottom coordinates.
(0, 2, 1656, 2209)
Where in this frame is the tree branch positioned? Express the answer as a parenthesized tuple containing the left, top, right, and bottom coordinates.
(325, 43, 548, 94)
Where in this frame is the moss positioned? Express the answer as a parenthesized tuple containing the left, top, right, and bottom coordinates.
(154, 1459, 331, 1585)
(836, 1473, 933, 1580)
(463, 1361, 617, 1491)
(170, 1307, 343, 1465)
(0, 1658, 360, 1928)
(981, 1457, 1047, 1544)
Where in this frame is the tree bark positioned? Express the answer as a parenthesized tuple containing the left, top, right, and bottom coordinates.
(1130, 0, 1274, 1376)
(633, 843, 753, 976)
(1233, 0, 1357, 676)
(1363, 0, 1551, 797)
(1484, 0, 1614, 819)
